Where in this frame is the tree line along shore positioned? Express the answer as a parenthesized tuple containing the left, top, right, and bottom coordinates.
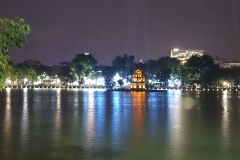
(1, 17, 240, 90)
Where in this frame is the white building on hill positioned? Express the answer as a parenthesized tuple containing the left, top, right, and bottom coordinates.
(170, 48, 204, 65)
(219, 61, 240, 68)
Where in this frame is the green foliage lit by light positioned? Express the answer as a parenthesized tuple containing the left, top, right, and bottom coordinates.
(0, 17, 30, 51)
(70, 54, 97, 83)
(0, 17, 31, 89)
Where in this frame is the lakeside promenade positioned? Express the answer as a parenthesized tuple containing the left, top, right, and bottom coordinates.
(3, 85, 240, 93)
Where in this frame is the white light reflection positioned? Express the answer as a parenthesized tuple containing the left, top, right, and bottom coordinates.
(54, 88, 61, 144)
(94, 91, 105, 142)
(3, 88, 12, 152)
(167, 90, 183, 159)
(82, 88, 106, 91)
(111, 91, 121, 144)
(85, 90, 95, 148)
(221, 90, 230, 153)
(21, 88, 29, 150)
(73, 89, 79, 127)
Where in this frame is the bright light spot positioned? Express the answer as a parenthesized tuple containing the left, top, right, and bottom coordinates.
(113, 73, 121, 82)
(5, 79, 11, 84)
(223, 81, 229, 88)
(56, 79, 61, 84)
(173, 48, 179, 52)
(168, 77, 181, 88)
(72, 81, 78, 86)
(6, 87, 11, 90)
(84, 77, 96, 85)
(223, 90, 228, 96)
(96, 77, 105, 86)
(33, 80, 41, 85)
(82, 88, 106, 91)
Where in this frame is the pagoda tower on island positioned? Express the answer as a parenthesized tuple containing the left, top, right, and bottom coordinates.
(130, 69, 146, 90)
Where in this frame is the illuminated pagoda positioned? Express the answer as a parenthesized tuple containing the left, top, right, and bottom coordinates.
(130, 69, 146, 90)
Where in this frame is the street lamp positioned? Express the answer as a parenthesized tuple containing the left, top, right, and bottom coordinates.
(24, 78, 28, 85)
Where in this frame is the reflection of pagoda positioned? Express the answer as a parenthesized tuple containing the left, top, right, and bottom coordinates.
(130, 69, 146, 90)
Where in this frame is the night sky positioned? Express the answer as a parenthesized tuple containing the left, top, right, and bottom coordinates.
(1, 0, 240, 65)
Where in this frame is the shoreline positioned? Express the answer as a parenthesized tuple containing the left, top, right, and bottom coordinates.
(2, 85, 240, 93)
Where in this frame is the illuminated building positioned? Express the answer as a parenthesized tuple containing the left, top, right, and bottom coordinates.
(170, 48, 204, 65)
(219, 61, 240, 68)
(130, 69, 146, 89)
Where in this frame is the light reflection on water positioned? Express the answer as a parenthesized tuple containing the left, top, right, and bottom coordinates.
(54, 88, 61, 145)
(0, 89, 240, 159)
(221, 91, 230, 156)
(129, 92, 146, 159)
(111, 91, 122, 147)
(3, 88, 11, 156)
(85, 90, 95, 148)
(21, 88, 29, 151)
(167, 90, 183, 160)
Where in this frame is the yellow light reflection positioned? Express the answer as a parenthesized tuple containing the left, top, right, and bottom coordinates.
(132, 92, 146, 136)
(221, 90, 230, 152)
(130, 92, 146, 158)
(54, 88, 61, 143)
(3, 88, 12, 152)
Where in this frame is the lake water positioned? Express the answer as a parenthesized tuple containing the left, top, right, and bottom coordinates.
(0, 88, 240, 160)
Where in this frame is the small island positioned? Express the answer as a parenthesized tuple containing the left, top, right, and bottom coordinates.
(108, 69, 166, 92)
(130, 69, 146, 90)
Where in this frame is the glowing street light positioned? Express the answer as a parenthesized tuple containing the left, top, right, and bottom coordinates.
(223, 81, 229, 88)
(5, 78, 11, 84)
(173, 48, 179, 52)
(56, 78, 61, 84)
(23, 78, 28, 85)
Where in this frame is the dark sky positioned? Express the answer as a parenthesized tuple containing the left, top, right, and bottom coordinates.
(1, 0, 240, 65)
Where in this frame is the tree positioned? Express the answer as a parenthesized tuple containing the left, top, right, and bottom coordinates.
(9, 64, 37, 85)
(0, 17, 30, 89)
(185, 54, 218, 86)
(117, 79, 124, 88)
(70, 54, 97, 84)
(112, 54, 134, 80)
(58, 62, 74, 83)
(139, 57, 180, 87)
(186, 54, 215, 69)
(100, 65, 115, 87)
(230, 67, 240, 86)
(171, 65, 201, 87)
(0, 18, 30, 52)
(156, 57, 180, 86)
(0, 53, 12, 84)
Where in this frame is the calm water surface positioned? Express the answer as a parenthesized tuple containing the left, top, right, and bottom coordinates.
(0, 88, 240, 160)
